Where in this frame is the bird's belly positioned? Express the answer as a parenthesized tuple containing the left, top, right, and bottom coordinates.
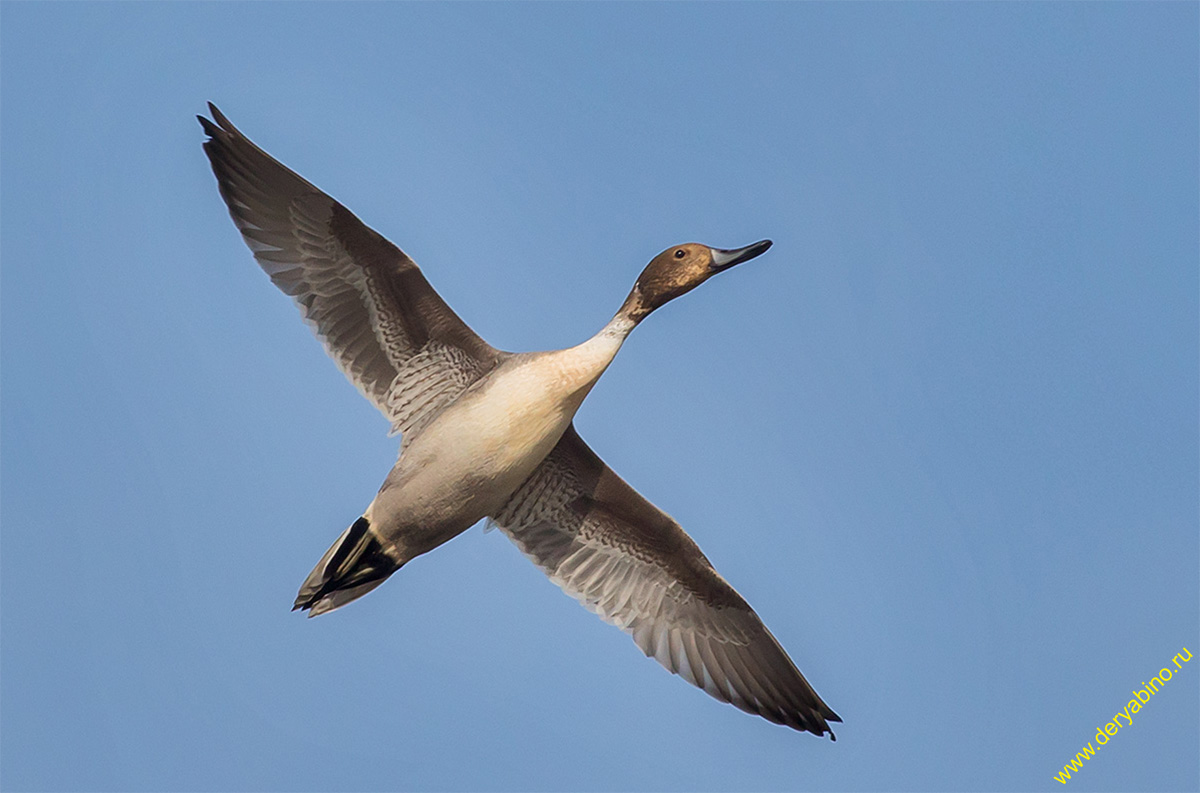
(425, 385, 573, 499)
(374, 360, 588, 545)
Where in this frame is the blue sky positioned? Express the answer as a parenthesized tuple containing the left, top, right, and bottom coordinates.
(2, 3, 1196, 791)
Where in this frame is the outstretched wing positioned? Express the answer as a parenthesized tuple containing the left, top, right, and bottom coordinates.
(199, 103, 503, 441)
(491, 426, 841, 737)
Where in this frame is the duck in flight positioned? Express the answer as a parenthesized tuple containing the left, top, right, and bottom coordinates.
(199, 104, 840, 738)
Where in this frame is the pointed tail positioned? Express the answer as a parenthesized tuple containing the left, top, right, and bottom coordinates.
(294, 517, 400, 617)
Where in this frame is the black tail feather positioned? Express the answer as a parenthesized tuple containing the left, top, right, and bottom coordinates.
(294, 517, 399, 615)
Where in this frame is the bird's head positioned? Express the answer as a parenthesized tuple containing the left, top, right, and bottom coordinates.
(621, 240, 773, 321)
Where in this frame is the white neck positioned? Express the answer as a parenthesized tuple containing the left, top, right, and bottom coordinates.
(555, 311, 638, 398)
(579, 310, 636, 361)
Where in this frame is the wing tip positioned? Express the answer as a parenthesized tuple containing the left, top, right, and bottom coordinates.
(197, 102, 244, 144)
(767, 703, 841, 740)
(197, 113, 219, 138)
(815, 706, 842, 740)
(788, 695, 841, 740)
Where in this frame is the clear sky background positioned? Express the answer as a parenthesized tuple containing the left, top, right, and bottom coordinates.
(2, 4, 1197, 792)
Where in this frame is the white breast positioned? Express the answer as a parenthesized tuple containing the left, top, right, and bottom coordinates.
(382, 328, 628, 527)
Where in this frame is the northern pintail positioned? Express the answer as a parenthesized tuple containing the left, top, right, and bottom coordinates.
(199, 104, 840, 738)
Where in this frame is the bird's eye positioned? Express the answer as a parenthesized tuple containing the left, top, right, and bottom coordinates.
(674, 249, 685, 259)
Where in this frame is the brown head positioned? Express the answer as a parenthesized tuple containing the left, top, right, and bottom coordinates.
(618, 240, 773, 324)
